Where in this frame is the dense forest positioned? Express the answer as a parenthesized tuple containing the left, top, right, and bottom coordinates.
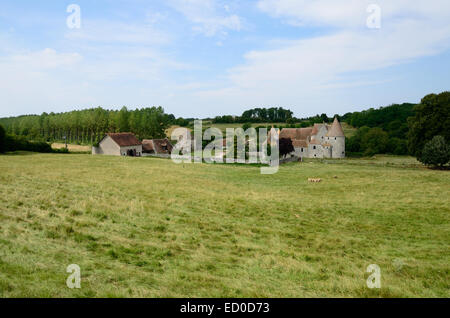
(0, 106, 175, 144)
(341, 103, 415, 138)
(341, 103, 416, 156)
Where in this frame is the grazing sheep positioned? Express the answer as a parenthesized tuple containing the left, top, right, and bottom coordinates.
(308, 178, 322, 183)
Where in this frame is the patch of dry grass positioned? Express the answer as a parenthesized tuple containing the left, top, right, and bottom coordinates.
(51, 143, 91, 153)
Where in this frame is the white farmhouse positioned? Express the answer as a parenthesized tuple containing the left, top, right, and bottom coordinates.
(92, 133, 142, 156)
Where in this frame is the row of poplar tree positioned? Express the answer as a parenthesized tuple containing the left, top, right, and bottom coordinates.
(0, 106, 174, 144)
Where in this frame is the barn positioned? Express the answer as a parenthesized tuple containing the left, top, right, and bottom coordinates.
(92, 133, 142, 156)
(141, 138, 173, 157)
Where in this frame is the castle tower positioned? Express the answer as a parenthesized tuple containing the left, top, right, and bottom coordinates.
(326, 117, 345, 158)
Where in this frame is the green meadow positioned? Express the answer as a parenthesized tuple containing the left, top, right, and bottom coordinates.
(0, 153, 448, 297)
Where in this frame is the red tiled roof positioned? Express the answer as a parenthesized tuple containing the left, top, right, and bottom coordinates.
(142, 139, 173, 154)
(296, 127, 313, 140)
(279, 128, 297, 140)
(279, 127, 313, 141)
(107, 133, 141, 147)
(292, 140, 308, 148)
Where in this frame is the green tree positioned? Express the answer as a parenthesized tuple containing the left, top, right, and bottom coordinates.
(408, 92, 450, 158)
(346, 126, 370, 153)
(279, 138, 294, 158)
(242, 122, 252, 131)
(0, 106, 174, 145)
(387, 137, 408, 155)
(361, 127, 389, 156)
(419, 136, 450, 168)
(117, 106, 130, 132)
(286, 118, 296, 125)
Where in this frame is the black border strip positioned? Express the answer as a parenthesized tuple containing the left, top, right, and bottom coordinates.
(0, 298, 447, 315)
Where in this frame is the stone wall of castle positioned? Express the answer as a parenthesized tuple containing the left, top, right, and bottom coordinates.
(330, 136, 345, 158)
(293, 139, 344, 159)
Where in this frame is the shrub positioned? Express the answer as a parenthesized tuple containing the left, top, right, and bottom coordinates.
(0, 125, 5, 153)
(419, 136, 450, 168)
(286, 118, 296, 125)
(242, 122, 252, 131)
(3, 134, 52, 153)
(52, 147, 70, 154)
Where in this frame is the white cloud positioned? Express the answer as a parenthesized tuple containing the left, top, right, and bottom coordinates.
(4, 48, 82, 70)
(187, 0, 450, 116)
(257, 0, 450, 28)
(258, 0, 367, 27)
(146, 11, 169, 24)
(0, 44, 192, 116)
(65, 19, 171, 45)
(0, 49, 87, 115)
(168, 0, 243, 36)
(0, 13, 195, 117)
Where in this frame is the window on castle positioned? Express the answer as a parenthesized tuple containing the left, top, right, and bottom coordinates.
(301, 148, 303, 152)
(335, 137, 337, 140)
(313, 146, 316, 150)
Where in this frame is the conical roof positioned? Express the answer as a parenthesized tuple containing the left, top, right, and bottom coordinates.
(326, 118, 345, 137)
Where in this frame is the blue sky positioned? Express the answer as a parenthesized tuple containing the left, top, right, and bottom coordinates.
(0, 0, 449, 118)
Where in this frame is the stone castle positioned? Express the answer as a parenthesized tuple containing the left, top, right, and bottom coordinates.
(269, 117, 346, 159)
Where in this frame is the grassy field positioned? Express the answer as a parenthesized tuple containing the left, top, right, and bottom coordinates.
(0, 153, 448, 297)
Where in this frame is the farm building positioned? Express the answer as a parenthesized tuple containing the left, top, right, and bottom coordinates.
(142, 138, 173, 157)
(269, 117, 345, 159)
(92, 133, 142, 156)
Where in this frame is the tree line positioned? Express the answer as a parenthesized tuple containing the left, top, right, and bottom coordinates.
(212, 107, 294, 123)
(343, 103, 415, 156)
(0, 106, 174, 145)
